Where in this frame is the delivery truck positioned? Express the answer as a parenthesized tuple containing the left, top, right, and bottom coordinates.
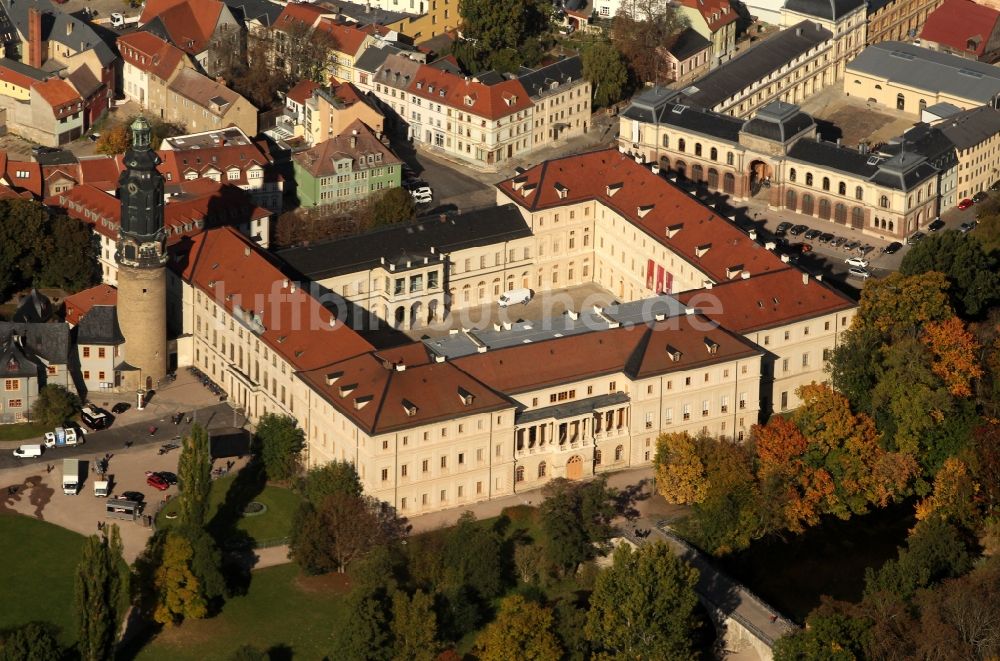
(44, 427, 81, 448)
(62, 458, 82, 495)
(94, 479, 110, 497)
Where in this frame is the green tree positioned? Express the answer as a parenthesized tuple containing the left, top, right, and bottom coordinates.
(0, 198, 49, 299)
(0, 622, 63, 661)
(539, 477, 616, 574)
(773, 611, 870, 661)
(475, 594, 563, 661)
(856, 271, 954, 337)
(229, 645, 268, 661)
(364, 187, 416, 229)
(153, 531, 209, 625)
(827, 325, 883, 415)
(586, 542, 700, 660)
(900, 230, 1000, 318)
(96, 125, 131, 155)
(554, 598, 592, 661)
(391, 589, 440, 661)
(582, 40, 629, 108)
(32, 384, 81, 428)
(456, 0, 551, 71)
(332, 588, 392, 661)
(177, 424, 212, 528)
(300, 460, 362, 504)
(74, 525, 129, 661)
(611, 0, 688, 85)
(254, 413, 305, 481)
(864, 517, 972, 602)
(442, 512, 505, 600)
(178, 525, 226, 604)
(38, 214, 98, 292)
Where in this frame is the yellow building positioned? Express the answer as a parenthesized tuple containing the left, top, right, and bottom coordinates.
(868, 0, 943, 45)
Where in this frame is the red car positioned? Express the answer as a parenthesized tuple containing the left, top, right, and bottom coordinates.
(958, 198, 973, 210)
(146, 472, 169, 491)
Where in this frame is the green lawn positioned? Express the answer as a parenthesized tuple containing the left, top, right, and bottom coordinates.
(136, 563, 350, 661)
(0, 421, 50, 443)
(0, 514, 86, 645)
(156, 473, 302, 545)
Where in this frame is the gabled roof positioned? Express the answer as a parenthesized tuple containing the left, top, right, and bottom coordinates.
(0, 0, 116, 67)
(116, 30, 186, 80)
(920, 0, 1000, 58)
(293, 119, 400, 178)
(783, 0, 866, 20)
(314, 18, 371, 57)
(497, 149, 788, 284)
(286, 78, 320, 105)
(678, 0, 738, 31)
(376, 52, 423, 91)
(167, 68, 247, 116)
(517, 56, 584, 99)
(63, 283, 117, 326)
(676, 269, 855, 333)
(355, 42, 423, 75)
(622, 88, 744, 143)
(76, 156, 123, 191)
(4, 158, 42, 196)
(224, 0, 282, 27)
(176, 227, 374, 372)
(158, 140, 271, 187)
(937, 105, 1000, 150)
(273, 1, 327, 34)
(139, 0, 226, 54)
(299, 353, 512, 435)
(665, 27, 712, 61)
(408, 64, 532, 120)
(31, 77, 81, 109)
(0, 57, 46, 89)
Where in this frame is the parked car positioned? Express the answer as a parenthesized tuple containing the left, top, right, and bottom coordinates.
(804, 229, 821, 240)
(909, 231, 926, 244)
(831, 236, 847, 248)
(959, 221, 976, 233)
(848, 267, 872, 279)
(818, 232, 834, 244)
(845, 257, 869, 268)
(87, 133, 100, 142)
(774, 222, 792, 237)
(791, 242, 812, 253)
(409, 186, 432, 204)
(31, 145, 58, 157)
(111, 402, 130, 414)
(789, 224, 808, 236)
(121, 491, 145, 502)
(155, 471, 178, 485)
(844, 240, 861, 252)
(958, 198, 973, 210)
(928, 218, 946, 232)
(146, 473, 169, 491)
(882, 241, 903, 254)
(973, 191, 988, 203)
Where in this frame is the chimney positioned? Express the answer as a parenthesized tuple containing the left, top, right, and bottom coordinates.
(802, 272, 809, 285)
(215, 136, 225, 147)
(28, 8, 42, 69)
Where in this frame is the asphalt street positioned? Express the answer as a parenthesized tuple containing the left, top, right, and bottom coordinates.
(0, 401, 236, 471)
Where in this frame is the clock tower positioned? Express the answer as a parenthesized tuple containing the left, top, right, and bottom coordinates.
(115, 117, 168, 391)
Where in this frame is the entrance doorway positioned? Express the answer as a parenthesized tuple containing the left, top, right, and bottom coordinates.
(566, 455, 583, 480)
(748, 160, 770, 196)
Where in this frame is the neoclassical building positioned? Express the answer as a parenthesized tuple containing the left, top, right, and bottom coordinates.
(619, 88, 941, 241)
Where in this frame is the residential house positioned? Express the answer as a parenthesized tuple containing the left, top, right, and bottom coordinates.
(517, 56, 592, 148)
(63, 283, 117, 326)
(302, 82, 386, 146)
(0, 321, 74, 422)
(164, 68, 258, 136)
(918, 0, 1000, 62)
(117, 30, 189, 109)
(74, 305, 127, 394)
(138, 0, 243, 75)
(353, 41, 427, 94)
(662, 28, 712, 85)
(937, 105, 1000, 201)
(0, 57, 43, 100)
(292, 119, 402, 209)
(676, 0, 738, 66)
(28, 78, 83, 145)
(369, 52, 423, 136)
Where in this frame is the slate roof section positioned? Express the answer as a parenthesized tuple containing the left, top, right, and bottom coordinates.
(677, 21, 832, 109)
(355, 42, 423, 76)
(880, 122, 957, 172)
(0, 0, 116, 67)
(937, 105, 1000, 150)
(517, 56, 584, 99)
(0, 57, 46, 89)
(12, 289, 53, 323)
(376, 52, 424, 92)
(666, 28, 712, 61)
(0, 321, 71, 365)
(621, 87, 744, 143)
(0, 334, 38, 377)
(75, 305, 124, 345)
(740, 101, 815, 143)
(167, 68, 244, 116)
(787, 138, 936, 191)
(784, 0, 865, 20)
(517, 392, 631, 424)
(847, 41, 1000, 104)
(224, 0, 282, 27)
(919, 0, 1000, 59)
(278, 204, 531, 281)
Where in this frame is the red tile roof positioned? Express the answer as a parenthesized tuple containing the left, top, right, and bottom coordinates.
(679, 0, 738, 31)
(497, 149, 787, 285)
(408, 65, 533, 120)
(0, 62, 42, 90)
(286, 79, 320, 105)
(294, 119, 400, 177)
(919, 0, 1000, 58)
(675, 268, 856, 333)
(158, 142, 271, 186)
(4, 159, 42, 196)
(178, 227, 374, 371)
(116, 30, 187, 79)
(453, 316, 760, 393)
(314, 19, 371, 57)
(274, 2, 327, 34)
(299, 353, 511, 434)
(77, 157, 124, 192)
(141, 0, 225, 55)
(64, 284, 118, 326)
(32, 78, 82, 111)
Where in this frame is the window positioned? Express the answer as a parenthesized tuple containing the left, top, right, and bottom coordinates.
(615, 445, 624, 461)
(802, 353, 810, 367)
(781, 391, 789, 410)
(8, 399, 22, 408)
(422, 459, 429, 473)
(879, 195, 889, 208)
(83, 347, 91, 358)
(694, 143, 702, 157)
(726, 152, 734, 166)
(4, 379, 19, 391)
(806, 173, 813, 186)
(855, 186, 863, 200)
(782, 358, 789, 372)
(401, 464, 408, 476)
(710, 147, 718, 161)
(645, 412, 653, 429)
(458, 452, 465, 465)
(98, 348, 106, 358)
(677, 138, 686, 152)
(538, 462, 546, 478)
(516, 466, 525, 482)
(595, 449, 602, 465)
(381, 468, 388, 481)
(661, 134, 669, 148)
(401, 497, 407, 509)
(789, 168, 797, 183)
(838, 182, 846, 195)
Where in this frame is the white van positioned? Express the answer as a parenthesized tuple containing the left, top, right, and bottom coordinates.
(13, 444, 43, 458)
(498, 288, 533, 307)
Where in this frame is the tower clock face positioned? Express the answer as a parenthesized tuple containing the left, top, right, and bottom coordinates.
(127, 182, 139, 195)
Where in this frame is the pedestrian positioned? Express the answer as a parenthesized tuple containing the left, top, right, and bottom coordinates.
(769, 614, 778, 624)
(45, 463, 52, 474)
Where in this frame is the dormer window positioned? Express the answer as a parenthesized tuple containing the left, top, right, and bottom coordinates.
(402, 399, 418, 416)
(439, 89, 445, 97)
(458, 387, 474, 406)
(416, 81, 423, 89)
(666, 345, 682, 362)
(704, 338, 719, 355)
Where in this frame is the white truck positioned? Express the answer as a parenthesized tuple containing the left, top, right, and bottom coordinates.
(62, 458, 82, 495)
(12, 444, 43, 458)
(94, 479, 110, 497)
(109, 12, 140, 28)
(44, 427, 81, 448)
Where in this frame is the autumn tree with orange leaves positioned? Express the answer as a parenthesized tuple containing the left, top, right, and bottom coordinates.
(915, 457, 980, 528)
(653, 432, 708, 505)
(921, 317, 983, 397)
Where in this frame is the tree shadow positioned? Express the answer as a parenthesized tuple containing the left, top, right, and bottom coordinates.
(267, 643, 294, 661)
(613, 477, 652, 521)
(207, 460, 267, 596)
